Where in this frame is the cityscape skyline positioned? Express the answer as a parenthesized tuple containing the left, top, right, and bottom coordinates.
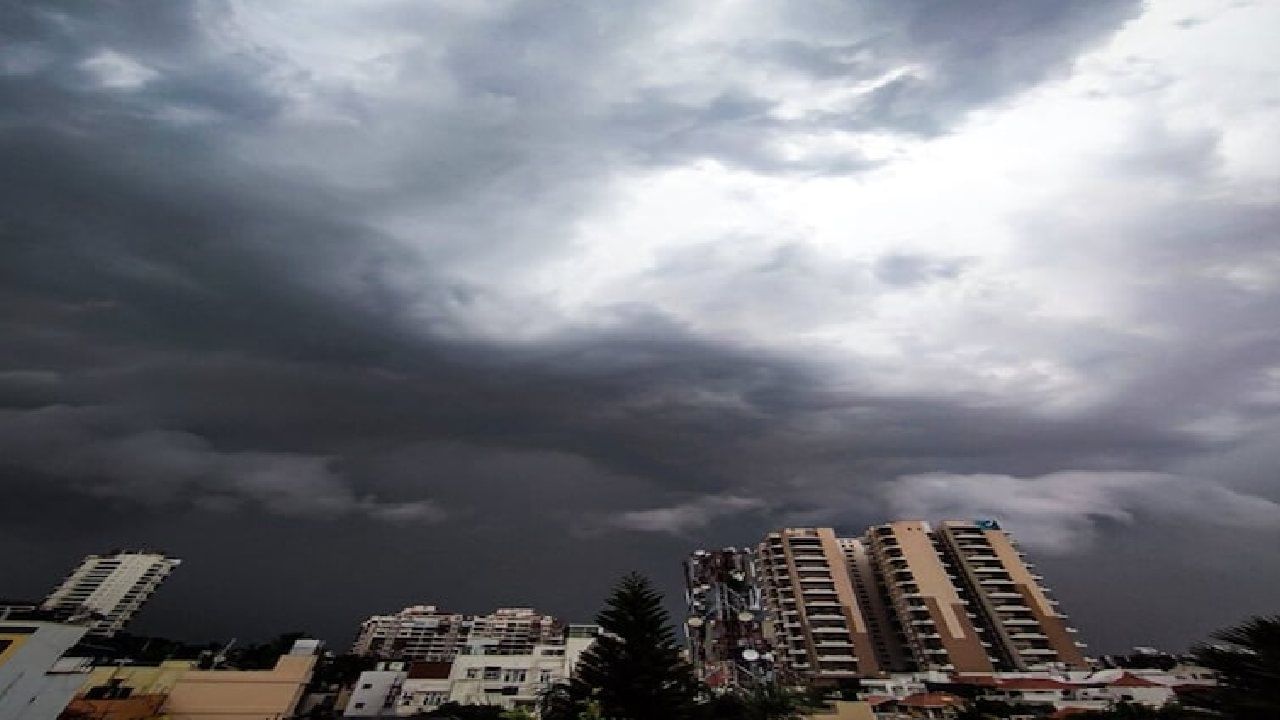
(4, 0, 1279, 666)
(0, 518, 1219, 658)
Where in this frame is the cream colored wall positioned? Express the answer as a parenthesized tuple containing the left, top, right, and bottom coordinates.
(890, 521, 965, 638)
(164, 654, 316, 720)
(983, 530, 1054, 617)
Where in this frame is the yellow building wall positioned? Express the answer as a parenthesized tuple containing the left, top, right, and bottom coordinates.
(164, 654, 317, 720)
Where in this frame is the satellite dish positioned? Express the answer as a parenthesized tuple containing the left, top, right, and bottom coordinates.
(687, 617, 704, 627)
(762, 652, 774, 662)
(741, 649, 760, 662)
(738, 611, 755, 623)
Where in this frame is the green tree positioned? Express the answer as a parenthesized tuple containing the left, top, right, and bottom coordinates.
(1188, 614, 1280, 720)
(567, 573, 701, 720)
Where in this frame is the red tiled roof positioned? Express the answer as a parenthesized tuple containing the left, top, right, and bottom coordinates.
(861, 694, 894, 707)
(1109, 673, 1164, 688)
(1050, 708, 1094, 719)
(900, 692, 965, 708)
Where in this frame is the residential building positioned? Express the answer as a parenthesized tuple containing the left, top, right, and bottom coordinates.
(864, 521, 996, 674)
(0, 619, 93, 720)
(683, 547, 771, 688)
(346, 624, 598, 717)
(739, 521, 1091, 681)
(468, 607, 563, 656)
(756, 528, 883, 682)
(350, 605, 561, 662)
(62, 638, 321, 720)
(936, 520, 1089, 670)
(350, 605, 470, 661)
(41, 551, 181, 637)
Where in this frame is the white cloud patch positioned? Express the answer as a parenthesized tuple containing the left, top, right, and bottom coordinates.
(606, 494, 766, 535)
(80, 50, 158, 89)
(884, 470, 1280, 553)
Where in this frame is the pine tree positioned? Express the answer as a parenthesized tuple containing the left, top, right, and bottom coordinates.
(569, 572, 701, 720)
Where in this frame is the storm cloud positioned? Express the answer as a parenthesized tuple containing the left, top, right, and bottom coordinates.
(2, 0, 1278, 652)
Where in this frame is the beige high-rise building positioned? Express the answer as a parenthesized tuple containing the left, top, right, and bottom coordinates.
(751, 522, 1090, 680)
(756, 528, 881, 681)
(865, 521, 996, 674)
(936, 521, 1088, 670)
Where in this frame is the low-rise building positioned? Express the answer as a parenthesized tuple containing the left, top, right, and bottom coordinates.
(345, 625, 598, 717)
(60, 638, 321, 720)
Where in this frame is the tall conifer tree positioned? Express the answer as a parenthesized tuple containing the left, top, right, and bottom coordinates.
(569, 572, 700, 720)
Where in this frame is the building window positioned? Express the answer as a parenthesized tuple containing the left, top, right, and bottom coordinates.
(466, 668, 481, 679)
(483, 667, 501, 680)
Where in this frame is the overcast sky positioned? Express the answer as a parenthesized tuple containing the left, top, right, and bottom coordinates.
(2, 0, 1279, 654)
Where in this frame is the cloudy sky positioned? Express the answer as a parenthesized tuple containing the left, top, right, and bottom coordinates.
(2, 0, 1278, 653)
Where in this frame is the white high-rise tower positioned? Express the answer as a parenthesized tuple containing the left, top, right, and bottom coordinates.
(42, 550, 181, 637)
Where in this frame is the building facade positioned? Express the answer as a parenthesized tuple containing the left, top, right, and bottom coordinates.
(683, 548, 771, 688)
(351, 606, 563, 662)
(62, 638, 321, 720)
(935, 520, 1088, 671)
(756, 528, 883, 682)
(865, 520, 995, 674)
(41, 550, 181, 637)
(710, 522, 1089, 683)
(345, 625, 598, 717)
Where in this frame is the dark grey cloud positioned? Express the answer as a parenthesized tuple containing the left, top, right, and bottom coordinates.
(2, 0, 1278, 656)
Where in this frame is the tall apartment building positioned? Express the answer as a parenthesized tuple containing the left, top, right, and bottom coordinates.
(756, 528, 882, 682)
(935, 520, 1088, 671)
(728, 522, 1089, 682)
(41, 550, 181, 637)
(351, 606, 562, 662)
(683, 548, 771, 688)
(865, 521, 995, 674)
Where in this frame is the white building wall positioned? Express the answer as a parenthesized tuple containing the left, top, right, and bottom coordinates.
(344, 669, 406, 717)
(0, 621, 92, 720)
